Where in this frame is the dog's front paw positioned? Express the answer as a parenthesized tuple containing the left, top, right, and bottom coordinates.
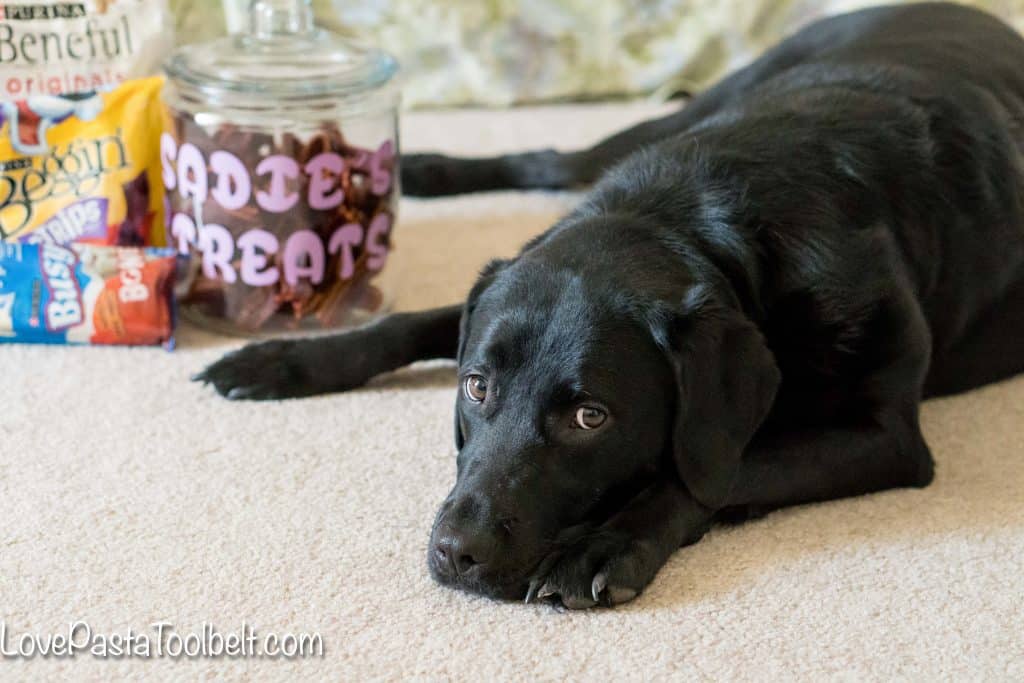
(528, 532, 659, 610)
(194, 339, 314, 400)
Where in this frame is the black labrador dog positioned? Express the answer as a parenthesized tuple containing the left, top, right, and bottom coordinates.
(197, 3, 1024, 608)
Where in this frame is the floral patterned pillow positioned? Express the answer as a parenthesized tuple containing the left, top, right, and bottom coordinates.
(171, 0, 1024, 108)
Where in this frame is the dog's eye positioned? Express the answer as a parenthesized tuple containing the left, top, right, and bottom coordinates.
(573, 406, 607, 430)
(464, 374, 488, 403)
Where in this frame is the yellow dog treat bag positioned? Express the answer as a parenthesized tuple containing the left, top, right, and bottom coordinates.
(0, 76, 167, 246)
(0, 0, 172, 246)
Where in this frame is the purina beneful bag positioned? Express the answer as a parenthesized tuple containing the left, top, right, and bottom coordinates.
(0, 1, 177, 345)
(0, 1, 172, 247)
(0, 0, 172, 99)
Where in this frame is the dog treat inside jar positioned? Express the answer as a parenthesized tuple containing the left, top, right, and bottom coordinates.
(161, 0, 399, 334)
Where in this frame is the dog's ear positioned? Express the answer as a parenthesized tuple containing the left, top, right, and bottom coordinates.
(650, 286, 780, 509)
(454, 258, 511, 450)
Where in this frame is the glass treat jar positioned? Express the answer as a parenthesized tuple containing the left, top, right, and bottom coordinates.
(161, 0, 400, 334)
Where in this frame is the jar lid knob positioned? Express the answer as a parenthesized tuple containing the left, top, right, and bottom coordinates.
(250, 0, 314, 39)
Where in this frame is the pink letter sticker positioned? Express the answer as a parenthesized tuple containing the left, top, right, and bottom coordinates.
(210, 151, 252, 210)
(327, 222, 364, 280)
(237, 228, 280, 287)
(369, 140, 394, 196)
(160, 132, 177, 191)
(365, 213, 392, 272)
(198, 223, 237, 283)
(177, 142, 208, 202)
(282, 229, 325, 285)
(255, 155, 300, 213)
(170, 212, 196, 255)
(305, 152, 345, 211)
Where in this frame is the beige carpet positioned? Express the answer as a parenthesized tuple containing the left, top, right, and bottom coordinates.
(3, 103, 1023, 681)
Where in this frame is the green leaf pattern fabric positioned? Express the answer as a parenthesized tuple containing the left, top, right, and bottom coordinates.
(169, 0, 1024, 107)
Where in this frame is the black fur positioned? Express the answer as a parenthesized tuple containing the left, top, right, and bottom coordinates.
(196, 3, 1024, 608)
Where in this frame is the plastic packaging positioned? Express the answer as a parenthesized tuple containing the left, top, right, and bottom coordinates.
(0, 76, 168, 246)
(0, 242, 177, 347)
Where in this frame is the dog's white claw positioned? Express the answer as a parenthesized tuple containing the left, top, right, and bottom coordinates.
(561, 594, 597, 610)
(537, 583, 556, 600)
(524, 579, 541, 604)
(591, 573, 607, 603)
(227, 386, 254, 400)
(608, 586, 638, 604)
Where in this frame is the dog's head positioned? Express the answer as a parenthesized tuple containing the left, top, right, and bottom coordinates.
(428, 217, 779, 600)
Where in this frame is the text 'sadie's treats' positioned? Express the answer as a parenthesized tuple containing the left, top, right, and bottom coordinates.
(161, 124, 397, 332)
(160, 0, 400, 334)
(0, 242, 177, 347)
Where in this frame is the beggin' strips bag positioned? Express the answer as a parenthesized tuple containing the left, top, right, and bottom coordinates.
(0, 75, 167, 246)
(0, 241, 176, 347)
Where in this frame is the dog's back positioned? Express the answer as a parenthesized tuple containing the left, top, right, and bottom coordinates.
(679, 2, 1024, 356)
(504, 3, 1024, 398)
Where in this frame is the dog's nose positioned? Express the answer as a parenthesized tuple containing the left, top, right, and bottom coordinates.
(433, 530, 490, 576)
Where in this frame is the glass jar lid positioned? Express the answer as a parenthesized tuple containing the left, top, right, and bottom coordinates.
(164, 0, 398, 105)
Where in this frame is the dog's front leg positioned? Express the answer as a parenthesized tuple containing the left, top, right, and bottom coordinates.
(195, 305, 462, 400)
(729, 412, 935, 513)
(528, 477, 713, 609)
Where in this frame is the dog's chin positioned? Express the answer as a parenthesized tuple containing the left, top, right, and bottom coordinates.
(428, 564, 529, 601)
(426, 550, 535, 601)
